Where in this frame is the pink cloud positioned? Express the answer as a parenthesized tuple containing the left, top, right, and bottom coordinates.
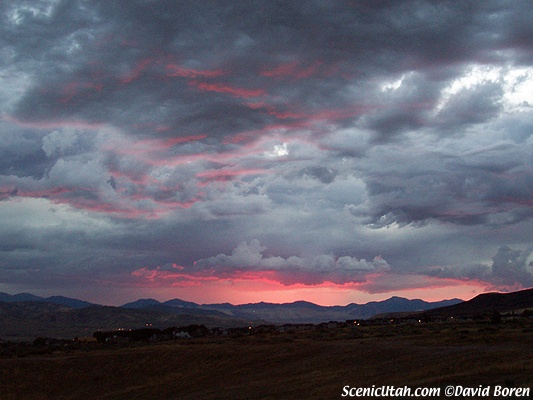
(222, 123, 295, 144)
(243, 101, 306, 120)
(108, 169, 159, 186)
(260, 61, 322, 79)
(130, 265, 283, 288)
(9, 187, 74, 199)
(117, 134, 208, 155)
(221, 103, 379, 145)
(9, 180, 199, 219)
(196, 168, 269, 183)
(120, 57, 154, 84)
(189, 81, 265, 98)
(58, 81, 103, 104)
(165, 64, 225, 79)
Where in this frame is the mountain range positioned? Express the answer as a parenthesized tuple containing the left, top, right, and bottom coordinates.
(0, 292, 94, 309)
(0, 289, 533, 341)
(2, 288, 533, 341)
(0, 291, 462, 323)
(0, 291, 462, 341)
(120, 296, 462, 324)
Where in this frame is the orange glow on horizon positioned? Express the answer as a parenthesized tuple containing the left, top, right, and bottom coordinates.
(131, 280, 487, 307)
(127, 266, 489, 306)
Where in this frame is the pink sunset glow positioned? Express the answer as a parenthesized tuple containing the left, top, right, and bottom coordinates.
(189, 81, 266, 98)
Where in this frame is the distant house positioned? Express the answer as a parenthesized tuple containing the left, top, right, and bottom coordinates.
(173, 331, 191, 339)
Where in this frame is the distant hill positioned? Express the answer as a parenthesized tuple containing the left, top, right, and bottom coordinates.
(121, 296, 462, 324)
(421, 287, 533, 319)
(121, 298, 162, 309)
(122, 298, 202, 310)
(124, 302, 236, 319)
(44, 296, 95, 309)
(0, 302, 253, 341)
(342, 297, 461, 320)
(0, 292, 95, 309)
(0, 292, 45, 303)
(3, 288, 533, 341)
(163, 298, 200, 308)
(0, 291, 463, 341)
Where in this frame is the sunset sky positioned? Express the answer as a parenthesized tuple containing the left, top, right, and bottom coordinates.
(1, 0, 532, 306)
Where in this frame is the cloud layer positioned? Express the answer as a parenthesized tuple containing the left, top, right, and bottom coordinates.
(1, 1, 532, 304)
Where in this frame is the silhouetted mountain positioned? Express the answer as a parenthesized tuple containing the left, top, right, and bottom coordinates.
(345, 297, 461, 320)
(0, 301, 252, 341)
(121, 296, 461, 323)
(117, 296, 463, 324)
(45, 296, 95, 309)
(139, 304, 234, 319)
(0, 292, 95, 309)
(3, 288, 533, 341)
(163, 299, 200, 308)
(0, 292, 45, 303)
(121, 298, 162, 309)
(199, 297, 463, 324)
(0, 290, 464, 336)
(422, 287, 533, 319)
(121, 299, 216, 317)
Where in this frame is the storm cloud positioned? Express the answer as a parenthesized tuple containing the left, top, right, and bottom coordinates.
(0, 0, 532, 304)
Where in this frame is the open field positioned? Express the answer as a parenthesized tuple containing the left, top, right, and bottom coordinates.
(1, 320, 533, 399)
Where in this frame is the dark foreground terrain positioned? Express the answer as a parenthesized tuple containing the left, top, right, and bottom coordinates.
(1, 320, 532, 400)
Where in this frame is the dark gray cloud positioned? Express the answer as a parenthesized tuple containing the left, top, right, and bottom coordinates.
(435, 81, 504, 128)
(1, 0, 532, 303)
(4, 1, 531, 140)
(429, 246, 533, 289)
(0, 126, 49, 178)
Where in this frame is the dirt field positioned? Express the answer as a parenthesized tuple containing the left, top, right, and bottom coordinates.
(1, 321, 532, 399)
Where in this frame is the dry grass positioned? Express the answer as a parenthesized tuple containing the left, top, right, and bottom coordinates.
(1, 321, 532, 399)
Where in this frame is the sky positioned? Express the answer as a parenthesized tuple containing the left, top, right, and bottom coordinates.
(1, 0, 532, 306)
